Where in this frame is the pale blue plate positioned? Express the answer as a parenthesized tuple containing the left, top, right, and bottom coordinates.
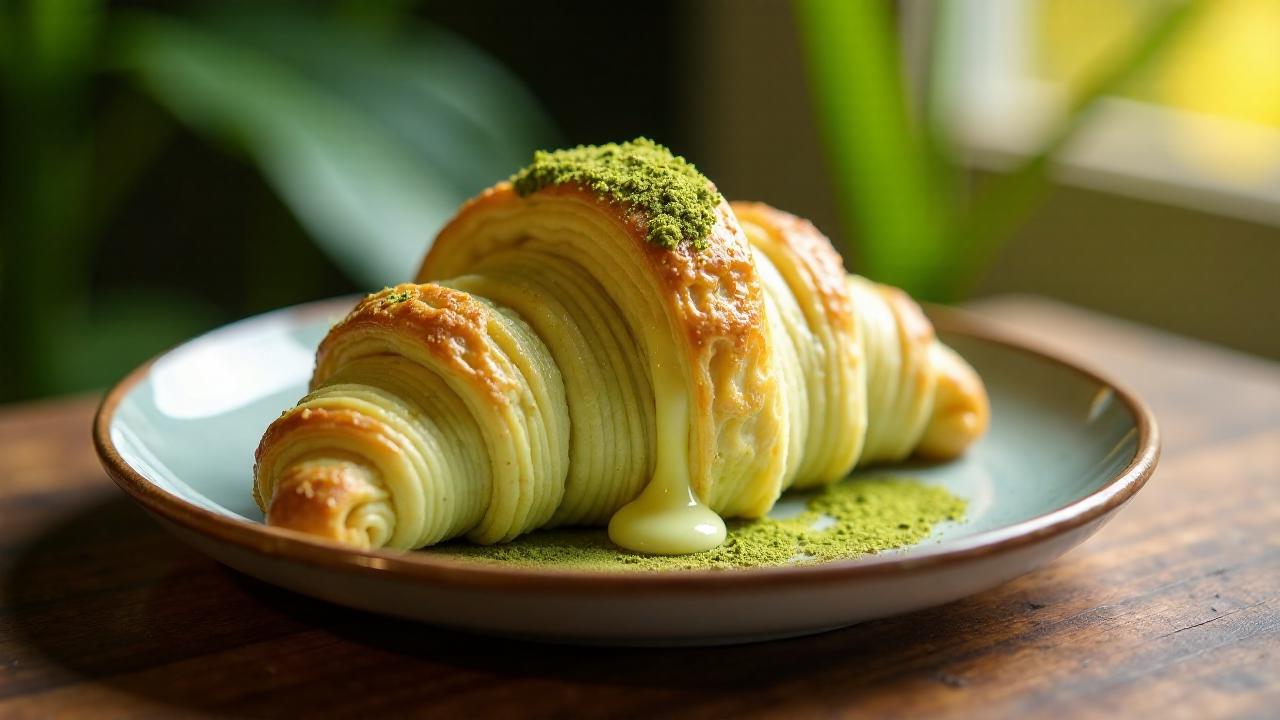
(95, 297, 1158, 645)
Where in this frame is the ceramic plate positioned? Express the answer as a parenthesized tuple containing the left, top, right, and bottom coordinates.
(94, 297, 1159, 646)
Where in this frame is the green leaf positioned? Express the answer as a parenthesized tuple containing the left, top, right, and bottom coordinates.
(116, 7, 559, 288)
(794, 0, 949, 298)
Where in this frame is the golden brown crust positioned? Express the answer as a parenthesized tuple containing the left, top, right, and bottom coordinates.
(876, 284, 935, 349)
(418, 181, 785, 511)
(642, 199, 765, 353)
(425, 182, 768, 359)
(257, 406, 390, 462)
(878, 284, 938, 392)
(729, 201, 856, 337)
(254, 404, 397, 548)
(266, 460, 381, 542)
(424, 181, 773, 412)
(729, 200, 869, 485)
(313, 284, 513, 401)
(254, 406, 396, 503)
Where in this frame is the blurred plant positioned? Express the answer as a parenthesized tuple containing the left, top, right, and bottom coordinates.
(794, 0, 1206, 301)
(0, 1, 557, 401)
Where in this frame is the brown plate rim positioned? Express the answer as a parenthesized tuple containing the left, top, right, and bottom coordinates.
(92, 297, 1160, 594)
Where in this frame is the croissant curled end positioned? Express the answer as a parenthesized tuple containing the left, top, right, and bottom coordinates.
(917, 343, 991, 460)
(266, 459, 395, 550)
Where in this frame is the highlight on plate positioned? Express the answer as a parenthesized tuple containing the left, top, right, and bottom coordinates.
(251, 138, 991, 556)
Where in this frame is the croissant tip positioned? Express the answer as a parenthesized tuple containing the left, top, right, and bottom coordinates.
(917, 343, 990, 459)
(265, 460, 393, 549)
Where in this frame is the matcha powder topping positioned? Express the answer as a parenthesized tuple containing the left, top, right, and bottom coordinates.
(510, 138, 722, 251)
(427, 476, 966, 572)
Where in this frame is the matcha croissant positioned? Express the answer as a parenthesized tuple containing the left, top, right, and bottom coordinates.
(253, 139, 989, 555)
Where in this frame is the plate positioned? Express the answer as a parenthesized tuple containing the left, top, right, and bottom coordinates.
(94, 297, 1159, 645)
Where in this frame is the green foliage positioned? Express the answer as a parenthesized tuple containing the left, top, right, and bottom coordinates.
(0, 0, 104, 399)
(119, 5, 557, 286)
(794, 0, 1206, 301)
(0, 2, 558, 400)
(0, 0, 1206, 401)
(793, 0, 949, 298)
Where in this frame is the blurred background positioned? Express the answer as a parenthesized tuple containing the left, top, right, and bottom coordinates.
(1, 0, 1276, 403)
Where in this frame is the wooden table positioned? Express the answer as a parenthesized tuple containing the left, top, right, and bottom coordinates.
(1, 296, 1277, 719)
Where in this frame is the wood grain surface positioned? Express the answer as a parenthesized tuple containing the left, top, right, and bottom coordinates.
(1, 296, 1277, 719)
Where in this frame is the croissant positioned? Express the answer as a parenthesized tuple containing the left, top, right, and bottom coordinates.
(253, 139, 989, 555)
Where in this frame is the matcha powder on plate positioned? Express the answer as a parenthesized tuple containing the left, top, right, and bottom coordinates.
(427, 476, 966, 572)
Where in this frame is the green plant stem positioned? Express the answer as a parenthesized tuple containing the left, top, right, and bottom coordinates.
(794, 0, 949, 298)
